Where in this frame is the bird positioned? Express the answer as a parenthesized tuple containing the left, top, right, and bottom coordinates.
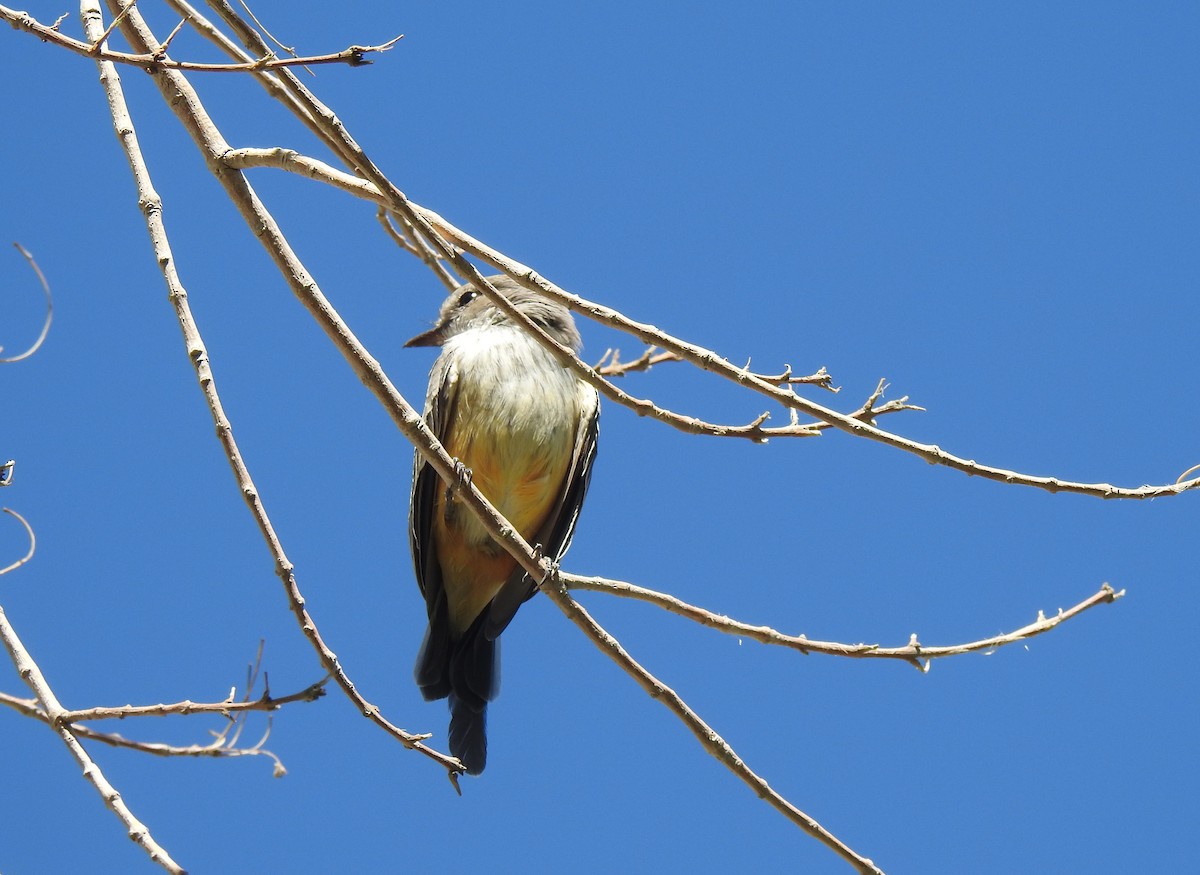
(406, 275, 600, 774)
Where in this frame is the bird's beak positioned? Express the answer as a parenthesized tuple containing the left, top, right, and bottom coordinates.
(404, 324, 445, 348)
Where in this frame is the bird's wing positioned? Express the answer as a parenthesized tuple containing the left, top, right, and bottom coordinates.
(484, 384, 601, 640)
(410, 354, 461, 696)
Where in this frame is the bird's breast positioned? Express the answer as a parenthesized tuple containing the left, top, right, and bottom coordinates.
(432, 327, 589, 632)
(441, 326, 584, 534)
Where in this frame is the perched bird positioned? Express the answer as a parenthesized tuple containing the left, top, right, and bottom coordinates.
(407, 275, 600, 774)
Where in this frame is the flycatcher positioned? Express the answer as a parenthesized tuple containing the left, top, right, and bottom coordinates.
(407, 275, 600, 774)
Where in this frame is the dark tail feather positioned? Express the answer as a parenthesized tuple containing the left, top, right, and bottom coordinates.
(415, 612, 500, 773)
(414, 593, 451, 700)
(448, 693, 488, 775)
(449, 619, 499, 707)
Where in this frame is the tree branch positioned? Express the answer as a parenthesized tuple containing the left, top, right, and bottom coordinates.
(88, 0, 460, 780)
(0, 602, 183, 872)
(0, 5, 400, 72)
(97, 5, 1145, 867)
(213, 146, 1200, 498)
(57, 678, 328, 723)
(566, 575, 1124, 670)
(538, 577, 884, 875)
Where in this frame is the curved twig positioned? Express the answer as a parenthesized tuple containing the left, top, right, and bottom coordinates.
(1, 244, 53, 363)
(0, 508, 35, 576)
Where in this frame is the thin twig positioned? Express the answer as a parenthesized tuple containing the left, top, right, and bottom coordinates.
(1177, 463, 1200, 484)
(0, 509, 35, 576)
(156, 15, 190, 55)
(0, 5, 401, 72)
(376, 209, 458, 291)
(0, 690, 290, 775)
(237, 0, 296, 56)
(2, 244, 54, 363)
(88, 0, 136, 49)
(750, 363, 838, 391)
(565, 575, 1124, 671)
(58, 678, 328, 723)
(594, 346, 682, 377)
(803, 379, 924, 432)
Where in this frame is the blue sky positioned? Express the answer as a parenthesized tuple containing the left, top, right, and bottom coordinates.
(2, 2, 1197, 873)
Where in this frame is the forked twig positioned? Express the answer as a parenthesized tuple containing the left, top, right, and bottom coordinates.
(0, 592, 183, 872)
(0, 6, 401, 73)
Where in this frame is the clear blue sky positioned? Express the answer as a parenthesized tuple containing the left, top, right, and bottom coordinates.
(3, 2, 1197, 873)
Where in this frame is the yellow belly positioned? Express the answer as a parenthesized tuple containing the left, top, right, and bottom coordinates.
(433, 398, 575, 636)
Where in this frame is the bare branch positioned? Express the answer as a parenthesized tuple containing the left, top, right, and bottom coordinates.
(750, 363, 838, 391)
(1, 243, 54, 363)
(594, 346, 682, 377)
(0, 689, 291, 775)
(9, 4, 1163, 870)
(566, 575, 1124, 670)
(433, 234, 1200, 500)
(90, 0, 459, 776)
(804, 380, 925, 433)
(156, 15, 190, 55)
(58, 678, 328, 723)
(376, 208, 458, 291)
(0, 651, 326, 778)
(213, 144, 1199, 499)
(0, 593, 184, 872)
(538, 577, 884, 875)
(83, 723, 286, 775)
(109, 9, 1154, 864)
(0, 5, 401, 72)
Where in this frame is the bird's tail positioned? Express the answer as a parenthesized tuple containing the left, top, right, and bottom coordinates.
(415, 612, 499, 775)
(448, 693, 488, 775)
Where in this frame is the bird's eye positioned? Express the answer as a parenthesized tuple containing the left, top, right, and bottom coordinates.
(456, 290, 479, 308)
